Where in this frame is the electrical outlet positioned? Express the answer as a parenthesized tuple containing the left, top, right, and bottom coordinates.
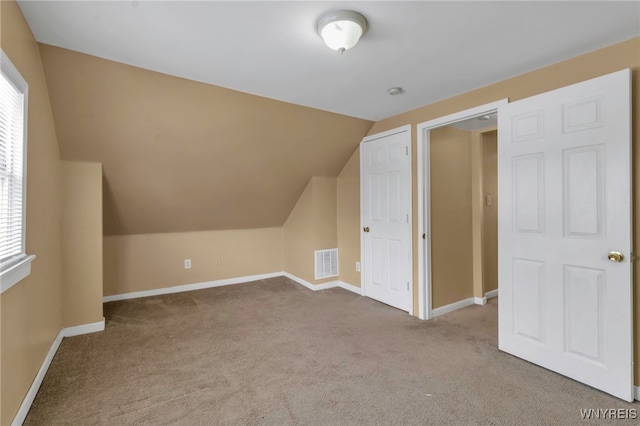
(216, 257, 221, 265)
(355, 261, 361, 272)
(184, 259, 191, 269)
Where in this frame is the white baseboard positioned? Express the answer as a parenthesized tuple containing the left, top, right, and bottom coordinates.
(12, 330, 63, 426)
(283, 272, 339, 291)
(474, 296, 487, 305)
(104, 272, 361, 303)
(635, 386, 640, 401)
(103, 272, 283, 302)
(431, 297, 475, 318)
(338, 280, 364, 295)
(485, 289, 499, 299)
(12, 318, 105, 425)
(63, 319, 105, 337)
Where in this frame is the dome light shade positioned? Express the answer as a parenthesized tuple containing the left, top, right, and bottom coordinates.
(317, 10, 368, 53)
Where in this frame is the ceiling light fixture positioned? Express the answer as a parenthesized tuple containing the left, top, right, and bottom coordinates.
(477, 114, 492, 121)
(316, 10, 368, 54)
(387, 87, 404, 96)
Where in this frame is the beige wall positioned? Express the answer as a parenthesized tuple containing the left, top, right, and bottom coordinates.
(283, 180, 315, 283)
(469, 126, 497, 300)
(38, 44, 373, 236)
(0, 1, 63, 424)
(430, 127, 474, 308)
(338, 37, 640, 383)
(283, 177, 338, 285)
(314, 177, 338, 252)
(61, 161, 103, 327)
(103, 227, 283, 296)
(337, 149, 361, 287)
(481, 131, 498, 293)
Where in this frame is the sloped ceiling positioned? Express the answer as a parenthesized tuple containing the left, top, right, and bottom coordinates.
(29, 1, 639, 236)
(39, 45, 373, 235)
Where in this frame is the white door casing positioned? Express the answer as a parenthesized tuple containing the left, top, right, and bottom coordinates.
(498, 69, 633, 401)
(361, 125, 412, 312)
(416, 100, 508, 320)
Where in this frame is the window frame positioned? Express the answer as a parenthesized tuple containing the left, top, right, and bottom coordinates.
(0, 49, 35, 293)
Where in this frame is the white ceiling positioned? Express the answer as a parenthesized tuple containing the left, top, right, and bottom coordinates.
(17, 1, 640, 121)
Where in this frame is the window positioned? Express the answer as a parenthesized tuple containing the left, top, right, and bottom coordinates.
(0, 49, 34, 293)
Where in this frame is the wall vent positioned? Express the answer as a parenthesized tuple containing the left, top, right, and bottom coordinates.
(315, 248, 338, 280)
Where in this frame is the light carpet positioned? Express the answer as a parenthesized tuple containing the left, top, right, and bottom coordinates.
(24, 276, 638, 425)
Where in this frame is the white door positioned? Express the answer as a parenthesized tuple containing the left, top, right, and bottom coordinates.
(498, 69, 632, 401)
(361, 126, 412, 312)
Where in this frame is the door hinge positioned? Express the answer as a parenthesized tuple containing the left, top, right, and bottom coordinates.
(407, 282, 410, 291)
(406, 214, 409, 223)
(406, 146, 409, 156)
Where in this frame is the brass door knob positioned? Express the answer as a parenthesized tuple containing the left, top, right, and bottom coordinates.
(607, 251, 624, 263)
(363, 227, 370, 232)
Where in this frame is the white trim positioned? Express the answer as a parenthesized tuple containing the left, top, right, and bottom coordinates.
(0, 49, 28, 91)
(431, 297, 476, 318)
(11, 330, 63, 426)
(1, 49, 31, 292)
(63, 319, 105, 337)
(474, 296, 487, 306)
(11, 318, 105, 426)
(485, 289, 499, 299)
(407, 126, 414, 317)
(0, 255, 35, 294)
(416, 99, 508, 320)
(360, 142, 366, 297)
(361, 125, 410, 144)
(635, 386, 640, 401)
(417, 125, 431, 320)
(103, 272, 283, 302)
(360, 124, 413, 314)
(104, 272, 357, 303)
(338, 280, 364, 295)
(283, 272, 339, 291)
(417, 100, 508, 130)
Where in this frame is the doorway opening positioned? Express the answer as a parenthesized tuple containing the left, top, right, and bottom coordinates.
(416, 100, 507, 320)
(416, 71, 633, 401)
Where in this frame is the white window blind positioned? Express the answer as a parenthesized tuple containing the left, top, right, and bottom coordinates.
(0, 55, 27, 269)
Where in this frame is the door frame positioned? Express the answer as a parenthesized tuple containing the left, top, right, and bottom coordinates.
(416, 100, 508, 320)
(360, 124, 413, 315)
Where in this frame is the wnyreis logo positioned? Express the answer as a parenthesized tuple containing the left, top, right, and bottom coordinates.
(580, 408, 637, 420)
